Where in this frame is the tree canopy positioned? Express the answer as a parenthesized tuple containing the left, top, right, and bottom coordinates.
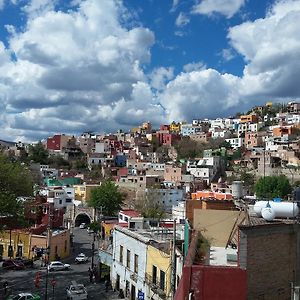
(28, 141, 49, 164)
(0, 153, 33, 228)
(255, 175, 292, 199)
(89, 180, 124, 216)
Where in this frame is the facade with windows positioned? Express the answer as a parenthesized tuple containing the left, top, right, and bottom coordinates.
(112, 226, 149, 300)
(111, 226, 182, 300)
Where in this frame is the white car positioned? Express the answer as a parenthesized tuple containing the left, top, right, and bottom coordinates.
(75, 253, 88, 263)
(48, 261, 70, 272)
(9, 293, 40, 300)
(66, 281, 88, 300)
(79, 223, 86, 229)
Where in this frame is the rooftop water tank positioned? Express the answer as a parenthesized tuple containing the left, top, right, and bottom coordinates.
(254, 201, 299, 220)
(232, 181, 243, 199)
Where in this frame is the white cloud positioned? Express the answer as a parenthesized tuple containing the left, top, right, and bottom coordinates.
(22, 0, 57, 18)
(0, 0, 156, 141)
(159, 69, 241, 122)
(175, 12, 190, 27)
(170, 0, 179, 12)
(220, 48, 235, 61)
(183, 61, 206, 72)
(150, 67, 174, 90)
(1, 0, 300, 142)
(192, 0, 245, 18)
(229, 0, 300, 98)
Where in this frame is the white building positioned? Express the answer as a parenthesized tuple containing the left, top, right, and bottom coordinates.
(225, 137, 245, 149)
(95, 140, 110, 153)
(44, 188, 73, 209)
(112, 226, 150, 300)
(187, 156, 222, 184)
(172, 202, 186, 224)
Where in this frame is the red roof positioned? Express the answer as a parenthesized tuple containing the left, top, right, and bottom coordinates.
(120, 210, 140, 218)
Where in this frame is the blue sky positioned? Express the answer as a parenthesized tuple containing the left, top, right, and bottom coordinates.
(0, 0, 299, 142)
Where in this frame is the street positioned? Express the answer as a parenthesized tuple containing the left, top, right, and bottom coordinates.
(0, 227, 119, 300)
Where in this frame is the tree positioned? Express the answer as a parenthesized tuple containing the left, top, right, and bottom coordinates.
(134, 190, 166, 219)
(89, 180, 124, 216)
(255, 175, 292, 199)
(0, 153, 33, 228)
(28, 141, 49, 164)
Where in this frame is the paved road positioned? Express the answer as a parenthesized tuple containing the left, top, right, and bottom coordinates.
(0, 227, 119, 300)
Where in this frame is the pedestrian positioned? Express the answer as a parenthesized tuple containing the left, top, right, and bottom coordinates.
(3, 281, 8, 296)
(105, 279, 109, 292)
(88, 267, 93, 283)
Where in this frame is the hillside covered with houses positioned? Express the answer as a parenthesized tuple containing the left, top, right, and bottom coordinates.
(1, 100, 300, 300)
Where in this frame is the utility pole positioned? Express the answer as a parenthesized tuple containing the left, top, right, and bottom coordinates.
(171, 219, 177, 299)
(45, 211, 53, 300)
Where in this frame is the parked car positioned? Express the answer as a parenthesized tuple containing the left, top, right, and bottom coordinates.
(2, 259, 25, 270)
(66, 281, 88, 300)
(75, 253, 88, 264)
(7, 292, 41, 300)
(48, 261, 70, 272)
(79, 223, 86, 229)
(14, 257, 34, 267)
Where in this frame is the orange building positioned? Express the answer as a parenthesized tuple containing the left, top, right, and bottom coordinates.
(191, 190, 233, 200)
(272, 126, 295, 137)
(240, 114, 258, 123)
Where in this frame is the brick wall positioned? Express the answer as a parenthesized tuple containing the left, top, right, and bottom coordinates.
(239, 224, 297, 300)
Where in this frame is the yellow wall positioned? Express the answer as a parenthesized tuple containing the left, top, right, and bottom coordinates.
(31, 230, 70, 261)
(0, 230, 31, 259)
(146, 245, 172, 295)
(74, 184, 100, 202)
(170, 122, 181, 133)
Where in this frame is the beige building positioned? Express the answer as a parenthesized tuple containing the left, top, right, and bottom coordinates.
(164, 165, 182, 183)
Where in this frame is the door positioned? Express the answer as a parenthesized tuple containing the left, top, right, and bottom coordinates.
(17, 245, 23, 257)
(116, 274, 120, 291)
(131, 284, 136, 300)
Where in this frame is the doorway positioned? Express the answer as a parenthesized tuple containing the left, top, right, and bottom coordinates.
(131, 284, 136, 300)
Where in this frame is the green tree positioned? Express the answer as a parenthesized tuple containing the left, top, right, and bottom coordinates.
(0, 153, 33, 228)
(255, 175, 292, 199)
(28, 141, 49, 164)
(88, 221, 102, 233)
(89, 180, 123, 216)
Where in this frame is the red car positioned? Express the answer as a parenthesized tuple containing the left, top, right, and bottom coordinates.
(2, 259, 25, 270)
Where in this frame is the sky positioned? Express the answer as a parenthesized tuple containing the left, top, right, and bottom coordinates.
(0, 0, 300, 142)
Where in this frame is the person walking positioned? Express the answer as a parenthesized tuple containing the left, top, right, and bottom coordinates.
(88, 267, 93, 283)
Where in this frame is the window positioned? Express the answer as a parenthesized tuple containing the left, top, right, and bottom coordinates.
(126, 249, 131, 268)
(160, 270, 165, 291)
(120, 246, 123, 264)
(152, 265, 157, 284)
(134, 254, 138, 274)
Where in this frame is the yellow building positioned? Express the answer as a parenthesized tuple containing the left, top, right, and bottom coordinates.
(31, 229, 70, 261)
(74, 184, 100, 202)
(0, 230, 31, 259)
(146, 243, 172, 298)
(170, 122, 181, 133)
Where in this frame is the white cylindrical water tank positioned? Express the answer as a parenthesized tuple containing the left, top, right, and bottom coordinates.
(232, 181, 243, 199)
(254, 201, 299, 219)
(261, 207, 276, 221)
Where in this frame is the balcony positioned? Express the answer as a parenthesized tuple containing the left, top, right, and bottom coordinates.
(145, 274, 166, 299)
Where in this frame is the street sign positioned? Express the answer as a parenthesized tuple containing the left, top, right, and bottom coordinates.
(138, 291, 144, 300)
